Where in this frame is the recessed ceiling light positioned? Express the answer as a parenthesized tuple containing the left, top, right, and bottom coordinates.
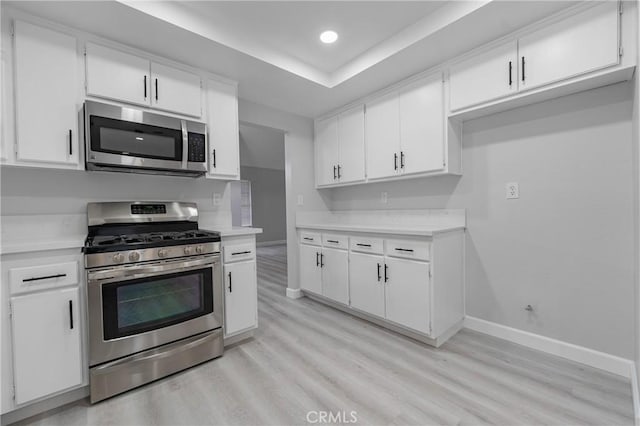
(320, 30, 338, 44)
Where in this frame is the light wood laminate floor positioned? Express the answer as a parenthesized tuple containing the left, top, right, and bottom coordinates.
(17, 244, 634, 426)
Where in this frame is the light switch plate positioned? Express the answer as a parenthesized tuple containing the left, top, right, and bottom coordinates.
(506, 182, 519, 199)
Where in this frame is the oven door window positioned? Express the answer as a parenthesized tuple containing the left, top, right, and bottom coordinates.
(101, 268, 213, 340)
(90, 116, 183, 161)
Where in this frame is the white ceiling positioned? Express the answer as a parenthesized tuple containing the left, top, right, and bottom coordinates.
(6, 1, 579, 118)
(179, 1, 445, 75)
(239, 124, 285, 171)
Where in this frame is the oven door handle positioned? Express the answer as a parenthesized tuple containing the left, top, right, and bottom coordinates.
(88, 257, 217, 282)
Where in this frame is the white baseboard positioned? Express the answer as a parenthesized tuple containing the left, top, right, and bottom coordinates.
(286, 287, 303, 299)
(632, 363, 640, 426)
(464, 316, 635, 378)
(256, 240, 286, 247)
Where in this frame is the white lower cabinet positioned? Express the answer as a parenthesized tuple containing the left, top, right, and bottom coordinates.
(299, 242, 349, 305)
(222, 235, 258, 337)
(320, 248, 349, 305)
(1, 252, 85, 414)
(384, 257, 430, 335)
(224, 260, 257, 336)
(298, 229, 464, 346)
(349, 252, 385, 318)
(299, 244, 322, 294)
(11, 287, 82, 405)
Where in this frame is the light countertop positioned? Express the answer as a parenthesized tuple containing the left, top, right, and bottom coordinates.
(296, 223, 465, 236)
(1, 237, 86, 255)
(206, 227, 263, 237)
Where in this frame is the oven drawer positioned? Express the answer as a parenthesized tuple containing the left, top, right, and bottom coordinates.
(385, 239, 431, 261)
(10, 261, 79, 295)
(223, 243, 255, 263)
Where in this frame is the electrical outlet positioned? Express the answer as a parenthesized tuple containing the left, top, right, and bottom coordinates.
(381, 192, 388, 204)
(212, 192, 222, 206)
(506, 182, 519, 199)
(297, 195, 304, 206)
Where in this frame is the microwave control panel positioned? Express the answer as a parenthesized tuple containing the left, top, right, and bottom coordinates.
(187, 132, 207, 163)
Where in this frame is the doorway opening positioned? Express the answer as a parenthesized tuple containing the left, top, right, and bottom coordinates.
(230, 122, 288, 290)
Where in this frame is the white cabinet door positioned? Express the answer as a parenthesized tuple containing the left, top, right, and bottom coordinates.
(365, 92, 400, 180)
(86, 43, 150, 107)
(11, 287, 82, 405)
(518, 2, 619, 91)
(384, 257, 430, 335)
(224, 260, 257, 336)
(449, 40, 518, 111)
(321, 248, 349, 305)
(14, 21, 79, 166)
(399, 75, 445, 175)
(315, 116, 339, 186)
(150, 62, 201, 117)
(299, 244, 322, 294)
(207, 79, 239, 179)
(337, 105, 365, 184)
(349, 252, 385, 318)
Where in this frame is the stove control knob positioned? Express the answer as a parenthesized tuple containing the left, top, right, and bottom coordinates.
(129, 252, 140, 262)
(112, 253, 124, 263)
(195, 245, 204, 254)
(158, 248, 168, 258)
(184, 246, 193, 255)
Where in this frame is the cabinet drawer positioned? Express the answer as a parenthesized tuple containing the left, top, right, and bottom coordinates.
(10, 261, 79, 295)
(299, 231, 321, 246)
(322, 234, 348, 250)
(349, 237, 384, 254)
(223, 243, 255, 263)
(385, 239, 430, 261)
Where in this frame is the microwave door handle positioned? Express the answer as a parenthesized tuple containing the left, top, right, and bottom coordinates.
(181, 120, 188, 169)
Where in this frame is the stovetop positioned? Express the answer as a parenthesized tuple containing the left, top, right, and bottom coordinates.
(84, 229, 221, 254)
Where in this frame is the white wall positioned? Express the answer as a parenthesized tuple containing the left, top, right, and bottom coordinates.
(330, 82, 635, 359)
(238, 99, 331, 291)
(239, 124, 285, 171)
(240, 166, 286, 244)
(0, 167, 232, 229)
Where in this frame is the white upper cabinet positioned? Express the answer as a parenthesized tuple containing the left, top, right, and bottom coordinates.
(366, 74, 447, 181)
(449, 40, 518, 112)
(206, 79, 239, 180)
(518, 2, 619, 91)
(314, 105, 365, 187)
(150, 62, 201, 117)
(315, 115, 339, 186)
(365, 92, 400, 180)
(337, 105, 365, 184)
(86, 43, 202, 117)
(449, 2, 621, 114)
(14, 21, 80, 166)
(399, 75, 445, 175)
(86, 43, 150, 107)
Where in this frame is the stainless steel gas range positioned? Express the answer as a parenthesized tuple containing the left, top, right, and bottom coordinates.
(83, 201, 223, 403)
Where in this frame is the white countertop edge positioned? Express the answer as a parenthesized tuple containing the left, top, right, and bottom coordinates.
(1, 238, 86, 255)
(296, 224, 465, 236)
(214, 227, 263, 237)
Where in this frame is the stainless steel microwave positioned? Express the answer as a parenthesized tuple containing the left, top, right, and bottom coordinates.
(84, 101, 207, 177)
